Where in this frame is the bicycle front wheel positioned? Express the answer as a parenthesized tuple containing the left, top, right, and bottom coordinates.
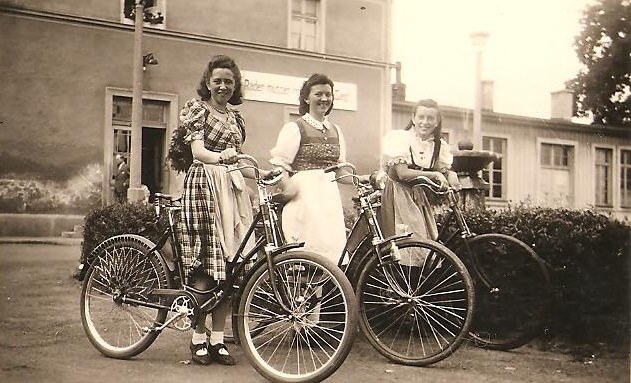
(463, 233, 551, 350)
(356, 238, 475, 366)
(236, 251, 357, 383)
(80, 235, 170, 359)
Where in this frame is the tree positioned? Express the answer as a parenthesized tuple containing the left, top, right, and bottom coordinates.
(566, 0, 631, 127)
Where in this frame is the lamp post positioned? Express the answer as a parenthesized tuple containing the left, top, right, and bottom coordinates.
(469, 31, 488, 151)
(127, 0, 146, 203)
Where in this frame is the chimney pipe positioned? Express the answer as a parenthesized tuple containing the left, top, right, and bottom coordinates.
(550, 90, 574, 120)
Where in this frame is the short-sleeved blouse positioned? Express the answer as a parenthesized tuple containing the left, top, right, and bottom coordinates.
(179, 98, 245, 152)
(382, 129, 453, 171)
(269, 114, 346, 171)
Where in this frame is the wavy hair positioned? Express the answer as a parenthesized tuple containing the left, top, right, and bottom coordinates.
(298, 73, 335, 115)
(404, 98, 443, 142)
(196, 55, 243, 105)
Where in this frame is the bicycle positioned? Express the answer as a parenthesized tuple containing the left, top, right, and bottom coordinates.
(413, 176, 552, 351)
(80, 155, 358, 383)
(324, 162, 476, 366)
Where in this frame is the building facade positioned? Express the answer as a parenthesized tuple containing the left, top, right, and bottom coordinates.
(393, 99, 631, 219)
(0, 0, 392, 213)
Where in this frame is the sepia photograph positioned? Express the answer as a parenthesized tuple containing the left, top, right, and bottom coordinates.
(0, 0, 629, 382)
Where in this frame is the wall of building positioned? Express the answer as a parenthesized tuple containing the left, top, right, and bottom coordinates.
(0, 1, 390, 217)
(392, 101, 631, 219)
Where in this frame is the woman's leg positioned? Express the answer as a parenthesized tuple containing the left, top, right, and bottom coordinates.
(190, 313, 211, 365)
(208, 300, 236, 365)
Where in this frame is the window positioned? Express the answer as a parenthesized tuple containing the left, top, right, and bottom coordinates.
(541, 143, 571, 168)
(121, 0, 166, 29)
(482, 137, 506, 199)
(594, 148, 613, 207)
(290, 0, 322, 51)
(621, 149, 631, 208)
(538, 142, 574, 207)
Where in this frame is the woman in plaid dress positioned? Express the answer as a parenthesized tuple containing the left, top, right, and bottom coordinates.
(179, 55, 257, 366)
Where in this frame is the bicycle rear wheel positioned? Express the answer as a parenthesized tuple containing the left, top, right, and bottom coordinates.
(236, 251, 357, 383)
(80, 235, 170, 359)
(356, 238, 475, 366)
(463, 233, 551, 350)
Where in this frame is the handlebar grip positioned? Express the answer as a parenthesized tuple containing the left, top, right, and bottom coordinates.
(411, 176, 444, 191)
(324, 164, 340, 173)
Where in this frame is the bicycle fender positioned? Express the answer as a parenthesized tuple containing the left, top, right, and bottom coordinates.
(85, 234, 173, 283)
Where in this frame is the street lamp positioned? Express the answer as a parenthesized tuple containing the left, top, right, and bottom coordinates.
(469, 31, 488, 150)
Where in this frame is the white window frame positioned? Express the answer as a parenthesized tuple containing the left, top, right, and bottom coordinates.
(618, 146, 631, 209)
(536, 138, 578, 207)
(121, 0, 166, 30)
(593, 145, 615, 208)
(288, 0, 325, 53)
(482, 135, 508, 201)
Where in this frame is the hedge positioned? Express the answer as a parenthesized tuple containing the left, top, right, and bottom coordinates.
(461, 204, 630, 348)
(80, 202, 160, 266)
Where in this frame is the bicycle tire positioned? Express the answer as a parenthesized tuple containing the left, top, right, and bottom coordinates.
(356, 238, 475, 366)
(461, 233, 551, 350)
(80, 235, 171, 359)
(236, 251, 357, 383)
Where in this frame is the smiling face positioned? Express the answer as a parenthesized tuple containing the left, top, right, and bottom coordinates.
(412, 105, 440, 139)
(306, 84, 333, 119)
(207, 68, 236, 107)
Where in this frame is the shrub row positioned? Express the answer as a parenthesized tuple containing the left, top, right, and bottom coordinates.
(462, 204, 630, 348)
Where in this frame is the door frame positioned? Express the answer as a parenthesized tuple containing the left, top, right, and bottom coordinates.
(104, 87, 179, 205)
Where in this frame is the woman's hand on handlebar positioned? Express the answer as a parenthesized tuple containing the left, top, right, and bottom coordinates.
(427, 171, 449, 191)
(219, 148, 239, 164)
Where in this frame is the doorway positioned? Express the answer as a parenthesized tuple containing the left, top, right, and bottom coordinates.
(142, 127, 165, 200)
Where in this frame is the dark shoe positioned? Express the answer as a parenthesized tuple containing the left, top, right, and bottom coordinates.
(190, 342, 212, 365)
(208, 343, 236, 366)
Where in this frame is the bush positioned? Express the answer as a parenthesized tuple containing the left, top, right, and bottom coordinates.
(80, 202, 160, 265)
(462, 204, 630, 349)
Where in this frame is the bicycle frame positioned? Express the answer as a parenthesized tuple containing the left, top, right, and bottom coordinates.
(115, 156, 305, 332)
(325, 164, 412, 284)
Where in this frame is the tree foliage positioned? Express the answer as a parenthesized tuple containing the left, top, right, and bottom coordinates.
(567, 0, 631, 127)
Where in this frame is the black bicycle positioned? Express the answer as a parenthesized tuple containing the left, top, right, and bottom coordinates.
(413, 176, 552, 351)
(80, 155, 358, 383)
(324, 163, 475, 366)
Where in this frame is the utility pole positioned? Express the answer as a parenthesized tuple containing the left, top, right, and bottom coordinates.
(127, 0, 145, 202)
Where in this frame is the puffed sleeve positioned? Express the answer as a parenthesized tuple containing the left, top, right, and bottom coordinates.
(179, 99, 207, 142)
(333, 124, 347, 163)
(269, 122, 301, 172)
(435, 138, 454, 170)
(382, 129, 412, 167)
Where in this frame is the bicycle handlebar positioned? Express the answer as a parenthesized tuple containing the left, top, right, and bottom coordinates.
(410, 176, 451, 194)
(220, 154, 283, 185)
(324, 162, 356, 175)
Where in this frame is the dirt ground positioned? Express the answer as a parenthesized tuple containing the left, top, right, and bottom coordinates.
(0, 243, 628, 383)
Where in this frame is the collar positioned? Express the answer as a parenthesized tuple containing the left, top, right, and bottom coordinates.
(302, 113, 329, 132)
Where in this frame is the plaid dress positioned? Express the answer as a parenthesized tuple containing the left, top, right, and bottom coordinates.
(178, 98, 253, 281)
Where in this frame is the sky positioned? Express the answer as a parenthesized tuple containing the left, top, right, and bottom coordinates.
(391, 0, 594, 120)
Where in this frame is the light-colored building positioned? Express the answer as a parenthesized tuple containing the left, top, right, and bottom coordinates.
(392, 86, 631, 220)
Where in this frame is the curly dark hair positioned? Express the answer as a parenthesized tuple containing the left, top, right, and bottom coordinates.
(196, 55, 243, 105)
(298, 73, 335, 115)
(404, 98, 443, 141)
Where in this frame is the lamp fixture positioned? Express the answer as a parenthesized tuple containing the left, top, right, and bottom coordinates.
(142, 53, 158, 70)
